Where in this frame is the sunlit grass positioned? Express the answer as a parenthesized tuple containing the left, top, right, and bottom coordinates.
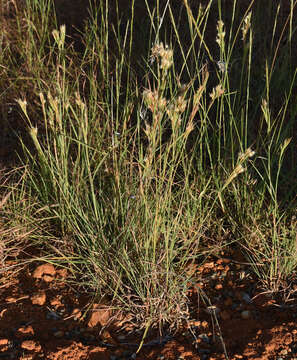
(0, 0, 297, 334)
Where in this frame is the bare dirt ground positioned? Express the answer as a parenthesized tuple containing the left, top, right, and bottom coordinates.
(1, 250, 297, 360)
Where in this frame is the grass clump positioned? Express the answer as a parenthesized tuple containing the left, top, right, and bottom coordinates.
(1, 0, 297, 335)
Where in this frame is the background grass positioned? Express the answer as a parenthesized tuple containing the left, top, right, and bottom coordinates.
(0, 0, 297, 334)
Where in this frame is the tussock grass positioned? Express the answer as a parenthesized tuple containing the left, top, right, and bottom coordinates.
(1, 0, 297, 334)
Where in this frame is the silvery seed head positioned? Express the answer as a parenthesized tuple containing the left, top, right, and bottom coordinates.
(216, 60, 227, 73)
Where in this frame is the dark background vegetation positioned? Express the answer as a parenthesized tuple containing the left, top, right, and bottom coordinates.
(1, 0, 296, 206)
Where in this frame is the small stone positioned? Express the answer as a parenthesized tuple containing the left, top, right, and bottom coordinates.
(31, 292, 46, 306)
(201, 321, 208, 329)
(21, 340, 41, 352)
(198, 348, 211, 355)
(88, 348, 110, 360)
(46, 310, 61, 320)
(43, 274, 54, 282)
(50, 297, 62, 307)
(71, 308, 82, 320)
(16, 325, 34, 338)
(187, 320, 201, 329)
(5, 297, 16, 303)
(284, 333, 293, 345)
(242, 292, 252, 304)
(122, 350, 134, 358)
(241, 310, 251, 319)
(53, 330, 64, 338)
(0, 338, 9, 346)
(204, 262, 215, 269)
(231, 303, 239, 310)
(101, 330, 117, 345)
(88, 304, 112, 327)
(198, 333, 210, 344)
(32, 263, 56, 279)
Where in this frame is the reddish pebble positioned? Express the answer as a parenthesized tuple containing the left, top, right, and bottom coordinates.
(32, 264, 56, 279)
(21, 340, 41, 352)
(31, 292, 46, 305)
(0, 339, 9, 346)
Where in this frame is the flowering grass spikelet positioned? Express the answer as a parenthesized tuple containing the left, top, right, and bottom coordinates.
(238, 147, 255, 162)
(216, 20, 225, 51)
(217, 60, 227, 73)
(151, 42, 173, 72)
(210, 84, 224, 101)
(16, 99, 28, 115)
(52, 24, 66, 50)
(242, 12, 252, 41)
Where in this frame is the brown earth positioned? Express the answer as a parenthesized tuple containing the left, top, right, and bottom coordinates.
(1, 251, 297, 360)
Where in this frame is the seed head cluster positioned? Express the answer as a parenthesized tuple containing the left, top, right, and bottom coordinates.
(151, 42, 173, 72)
